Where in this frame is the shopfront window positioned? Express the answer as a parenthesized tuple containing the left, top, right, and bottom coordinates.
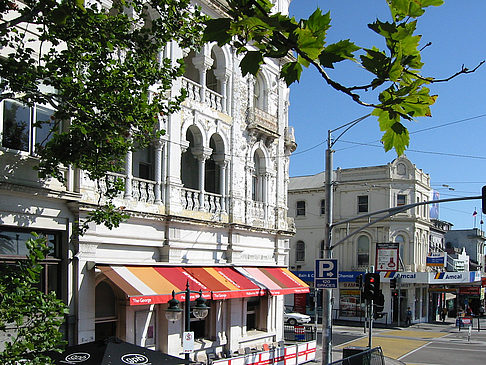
(0, 228, 62, 297)
(95, 281, 117, 341)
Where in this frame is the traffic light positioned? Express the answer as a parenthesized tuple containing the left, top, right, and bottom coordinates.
(363, 273, 380, 301)
(390, 277, 397, 289)
(373, 290, 385, 319)
(482, 186, 486, 214)
(355, 274, 363, 288)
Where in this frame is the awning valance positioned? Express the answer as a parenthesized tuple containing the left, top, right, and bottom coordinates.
(236, 267, 310, 295)
(98, 265, 309, 306)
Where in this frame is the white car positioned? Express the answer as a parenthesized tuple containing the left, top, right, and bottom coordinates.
(284, 310, 311, 325)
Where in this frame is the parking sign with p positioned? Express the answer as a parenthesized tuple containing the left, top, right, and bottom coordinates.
(314, 259, 338, 289)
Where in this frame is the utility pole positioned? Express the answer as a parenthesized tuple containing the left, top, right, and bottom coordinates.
(322, 130, 334, 364)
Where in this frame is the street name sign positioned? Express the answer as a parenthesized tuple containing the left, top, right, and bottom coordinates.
(314, 259, 338, 289)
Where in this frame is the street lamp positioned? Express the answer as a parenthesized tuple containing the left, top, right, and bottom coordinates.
(165, 280, 209, 361)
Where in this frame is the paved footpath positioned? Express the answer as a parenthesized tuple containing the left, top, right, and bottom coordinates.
(328, 318, 479, 365)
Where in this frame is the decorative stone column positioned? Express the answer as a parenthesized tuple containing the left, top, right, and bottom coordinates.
(124, 149, 133, 199)
(214, 69, 231, 113)
(214, 154, 229, 213)
(154, 139, 165, 204)
(192, 55, 213, 104)
(192, 146, 212, 211)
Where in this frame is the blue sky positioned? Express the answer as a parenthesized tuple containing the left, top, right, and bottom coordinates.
(287, 0, 486, 230)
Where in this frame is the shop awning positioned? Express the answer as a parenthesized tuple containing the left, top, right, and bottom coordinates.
(236, 267, 310, 295)
(98, 265, 309, 306)
(98, 265, 265, 306)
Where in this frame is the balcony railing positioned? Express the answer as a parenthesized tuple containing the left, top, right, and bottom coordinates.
(181, 77, 202, 103)
(181, 187, 223, 214)
(132, 177, 156, 204)
(247, 107, 279, 138)
(181, 77, 224, 112)
(205, 88, 223, 112)
(251, 201, 265, 220)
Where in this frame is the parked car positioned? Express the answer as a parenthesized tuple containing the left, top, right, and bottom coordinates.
(284, 310, 311, 325)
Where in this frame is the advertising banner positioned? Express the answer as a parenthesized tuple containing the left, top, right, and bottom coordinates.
(426, 252, 446, 267)
(375, 242, 399, 272)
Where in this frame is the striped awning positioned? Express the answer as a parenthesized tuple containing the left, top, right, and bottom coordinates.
(98, 265, 309, 306)
(236, 267, 310, 295)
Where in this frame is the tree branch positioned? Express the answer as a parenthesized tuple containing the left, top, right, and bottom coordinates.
(405, 60, 485, 83)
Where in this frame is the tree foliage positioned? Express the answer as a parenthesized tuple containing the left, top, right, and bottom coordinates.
(0, 0, 205, 231)
(203, 0, 483, 155)
(0, 234, 68, 364)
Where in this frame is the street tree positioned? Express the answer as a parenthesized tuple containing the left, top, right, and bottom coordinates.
(203, 0, 483, 156)
(0, 234, 69, 364)
(0, 0, 205, 231)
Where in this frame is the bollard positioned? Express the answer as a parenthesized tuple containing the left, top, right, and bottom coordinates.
(468, 325, 472, 342)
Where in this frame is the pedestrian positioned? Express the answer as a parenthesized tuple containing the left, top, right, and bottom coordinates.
(479, 305, 484, 318)
(441, 307, 447, 322)
(406, 307, 412, 326)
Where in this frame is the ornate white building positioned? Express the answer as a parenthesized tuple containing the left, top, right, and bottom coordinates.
(0, 0, 307, 360)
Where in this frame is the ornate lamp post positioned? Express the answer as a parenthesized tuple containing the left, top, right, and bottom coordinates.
(165, 280, 209, 361)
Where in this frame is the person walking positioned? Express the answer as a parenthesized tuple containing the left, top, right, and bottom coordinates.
(406, 307, 412, 326)
(441, 307, 447, 322)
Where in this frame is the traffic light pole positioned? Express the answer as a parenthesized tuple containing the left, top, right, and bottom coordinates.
(322, 117, 483, 365)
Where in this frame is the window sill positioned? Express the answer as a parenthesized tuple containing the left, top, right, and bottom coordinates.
(239, 330, 276, 345)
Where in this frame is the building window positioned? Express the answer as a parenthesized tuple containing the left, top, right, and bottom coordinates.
(252, 150, 265, 202)
(246, 297, 260, 331)
(191, 301, 211, 339)
(397, 194, 407, 206)
(357, 235, 370, 267)
(296, 240, 305, 262)
(0, 228, 62, 298)
(358, 195, 368, 213)
(1, 100, 56, 153)
(95, 281, 118, 341)
(320, 199, 326, 215)
(395, 235, 405, 267)
(296, 201, 306, 216)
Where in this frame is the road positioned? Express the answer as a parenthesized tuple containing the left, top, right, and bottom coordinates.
(312, 317, 486, 364)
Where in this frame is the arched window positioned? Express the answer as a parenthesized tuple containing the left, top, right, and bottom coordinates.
(396, 235, 405, 266)
(357, 235, 370, 267)
(95, 281, 117, 341)
(296, 240, 305, 262)
(183, 50, 199, 83)
(205, 135, 222, 194)
(254, 74, 265, 110)
(252, 150, 265, 202)
(181, 128, 200, 190)
(206, 50, 219, 93)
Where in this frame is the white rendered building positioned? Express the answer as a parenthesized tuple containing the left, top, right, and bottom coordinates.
(288, 156, 480, 325)
(0, 0, 307, 360)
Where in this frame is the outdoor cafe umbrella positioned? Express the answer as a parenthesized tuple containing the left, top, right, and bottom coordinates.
(47, 337, 194, 365)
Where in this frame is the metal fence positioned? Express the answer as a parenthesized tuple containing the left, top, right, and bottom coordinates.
(329, 346, 385, 365)
(283, 324, 316, 341)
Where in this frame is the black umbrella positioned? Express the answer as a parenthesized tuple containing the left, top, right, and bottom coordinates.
(48, 337, 194, 365)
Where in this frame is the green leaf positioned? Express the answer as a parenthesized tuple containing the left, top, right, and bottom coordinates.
(318, 40, 359, 68)
(294, 28, 323, 60)
(280, 61, 303, 86)
(203, 18, 232, 46)
(240, 51, 264, 76)
(381, 123, 409, 155)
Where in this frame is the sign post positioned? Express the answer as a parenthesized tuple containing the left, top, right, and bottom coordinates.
(314, 259, 338, 289)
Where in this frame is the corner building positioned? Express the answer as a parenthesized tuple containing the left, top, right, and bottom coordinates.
(0, 0, 308, 359)
(288, 156, 480, 325)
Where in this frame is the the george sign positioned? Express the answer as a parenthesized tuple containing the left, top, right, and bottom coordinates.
(314, 259, 338, 289)
(426, 252, 446, 267)
(376, 243, 399, 272)
(182, 331, 194, 353)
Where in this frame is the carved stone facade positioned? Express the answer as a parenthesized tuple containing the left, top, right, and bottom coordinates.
(0, 0, 299, 359)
